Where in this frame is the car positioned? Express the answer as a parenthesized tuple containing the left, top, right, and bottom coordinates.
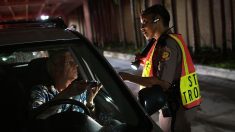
(0, 18, 163, 132)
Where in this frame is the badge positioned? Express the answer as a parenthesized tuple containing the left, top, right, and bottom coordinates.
(161, 47, 171, 61)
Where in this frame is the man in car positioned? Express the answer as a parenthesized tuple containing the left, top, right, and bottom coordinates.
(29, 50, 101, 118)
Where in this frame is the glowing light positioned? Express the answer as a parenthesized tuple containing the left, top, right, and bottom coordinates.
(105, 97, 112, 103)
(32, 52, 37, 56)
(131, 64, 138, 70)
(2, 57, 7, 61)
(40, 15, 49, 20)
(131, 60, 140, 70)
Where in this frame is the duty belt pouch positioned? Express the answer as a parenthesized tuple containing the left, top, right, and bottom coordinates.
(161, 101, 172, 117)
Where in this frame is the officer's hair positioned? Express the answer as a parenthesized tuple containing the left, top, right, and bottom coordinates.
(141, 4, 170, 27)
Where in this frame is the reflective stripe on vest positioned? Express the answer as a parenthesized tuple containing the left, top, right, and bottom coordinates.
(169, 34, 202, 109)
(142, 42, 157, 77)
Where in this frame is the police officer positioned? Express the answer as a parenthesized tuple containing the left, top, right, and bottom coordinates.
(119, 4, 192, 132)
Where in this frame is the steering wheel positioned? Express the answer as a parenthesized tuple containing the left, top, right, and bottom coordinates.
(30, 99, 91, 119)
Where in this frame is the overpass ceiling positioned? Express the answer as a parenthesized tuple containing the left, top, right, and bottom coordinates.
(0, 0, 83, 21)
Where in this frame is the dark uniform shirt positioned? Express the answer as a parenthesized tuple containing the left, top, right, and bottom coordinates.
(30, 84, 87, 113)
(152, 35, 182, 85)
(152, 35, 182, 115)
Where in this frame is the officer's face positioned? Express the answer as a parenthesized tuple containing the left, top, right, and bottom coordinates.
(140, 14, 158, 40)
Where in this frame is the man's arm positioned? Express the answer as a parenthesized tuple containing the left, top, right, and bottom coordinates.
(38, 81, 89, 118)
(53, 80, 88, 99)
(30, 85, 60, 119)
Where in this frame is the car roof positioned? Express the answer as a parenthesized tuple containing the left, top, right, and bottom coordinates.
(0, 18, 78, 46)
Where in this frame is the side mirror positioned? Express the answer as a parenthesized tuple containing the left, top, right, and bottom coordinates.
(138, 85, 166, 115)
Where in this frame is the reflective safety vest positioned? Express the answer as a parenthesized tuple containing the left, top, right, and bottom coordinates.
(140, 41, 157, 89)
(141, 34, 202, 109)
(142, 42, 157, 78)
(169, 34, 202, 109)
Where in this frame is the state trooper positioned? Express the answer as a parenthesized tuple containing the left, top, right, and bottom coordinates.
(120, 4, 201, 132)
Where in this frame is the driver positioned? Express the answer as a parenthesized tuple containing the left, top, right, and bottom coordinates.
(29, 50, 101, 118)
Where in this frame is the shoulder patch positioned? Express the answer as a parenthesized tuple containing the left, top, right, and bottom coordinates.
(161, 47, 171, 61)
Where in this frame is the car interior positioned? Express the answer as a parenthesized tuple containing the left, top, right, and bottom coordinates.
(0, 39, 157, 132)
(0, 48, 109, 130)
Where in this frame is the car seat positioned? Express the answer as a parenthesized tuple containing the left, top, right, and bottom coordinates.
(27, 57, 54, 88)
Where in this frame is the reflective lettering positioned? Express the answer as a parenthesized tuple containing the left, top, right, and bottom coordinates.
(194, 87, 199, 98)
(188, 90, 193, 101)
(193, 74, 197, 85)
(183, 92, 187, 103)
(188, 76, 192, 87)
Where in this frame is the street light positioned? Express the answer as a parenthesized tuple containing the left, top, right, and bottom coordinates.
(40, 15, 49, 20)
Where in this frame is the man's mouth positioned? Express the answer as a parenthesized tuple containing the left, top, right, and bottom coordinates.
(142, 31, 147, 35)
(143, 33, 149, 38)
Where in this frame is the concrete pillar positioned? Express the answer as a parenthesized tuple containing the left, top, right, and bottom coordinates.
(164, 0, 176, 27)
(118, 0, 125, 44)
(213, 0, 223, 49)
(197, 0, 211, 48)
(83, 0, 93, 42)
(186, 0, 195, 52)
(191, 0, 201, 52)
(130, 0, 138, 49)
(232, 0, 235, 52)
(175, 0, 188, 44)
(209, 0, 216, 49)
(122, 0, 136, 45)
(224, 0, 233, 50)
(147, 0, 162, 6)
(220, 0, 227, 54)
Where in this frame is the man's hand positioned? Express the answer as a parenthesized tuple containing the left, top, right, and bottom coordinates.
(65, 80, 89, 97)
(86, 83, 102, 105)
(134, 52, 145, 64)
(135, 52, 142, 60)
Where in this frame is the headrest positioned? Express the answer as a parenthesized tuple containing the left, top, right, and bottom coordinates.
(29, 57, 48, 67)
(28, 57, 54, 87)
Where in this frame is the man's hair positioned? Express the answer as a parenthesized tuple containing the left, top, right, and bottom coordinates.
(141, 4, 170, 27)
(47, 50, 68, 78)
